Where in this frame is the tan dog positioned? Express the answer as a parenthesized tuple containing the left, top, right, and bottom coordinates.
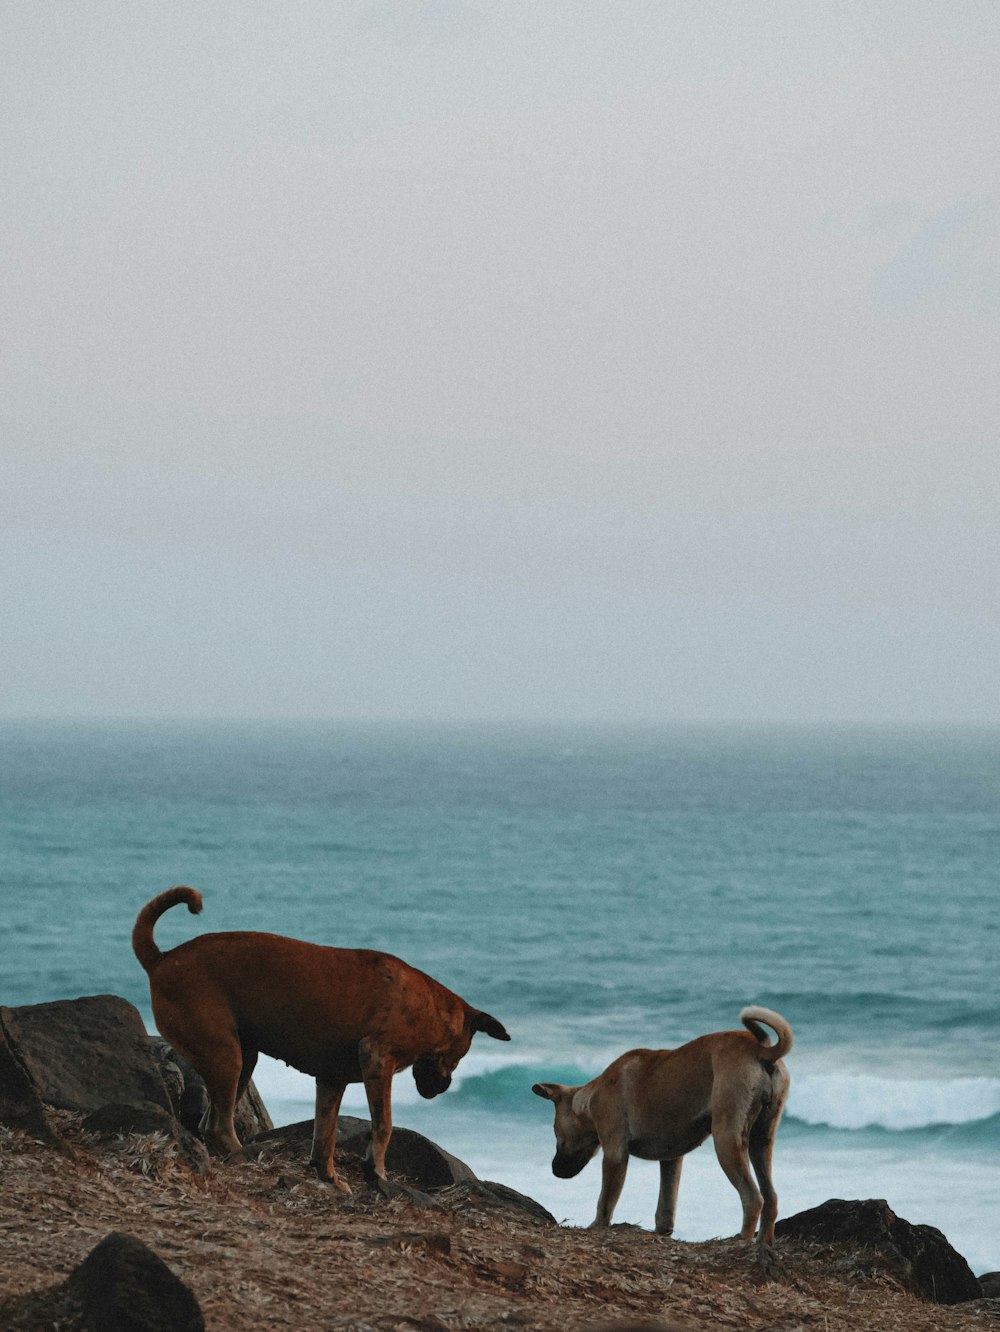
(133, 887, 510, 1189)
(532, 1006, 792, 1244)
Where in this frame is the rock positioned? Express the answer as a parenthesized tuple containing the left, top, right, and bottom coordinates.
(152, 1038, 273, 1144)
(774, 1198, 982, 1304)
(0, 996, 233, 1173)
(980, 1271, 1000, 1298)
(150, 1042, 185, 1108)
(0, 997, 171, 1114)
(253, 1114, 477, 1189)
(67, 1231, 205, 1331)
(440, 1179, 558, 1226)
(82, 1099, 179, 1137)
(0, 1231, 205, 1331)
(340, 1117, 477, 1188)
(0, 1019, 73, 1155)
(251, 1116, 558, 1222)
(370, 1174, 439, 1208)
(80, 1101, 211, 1173)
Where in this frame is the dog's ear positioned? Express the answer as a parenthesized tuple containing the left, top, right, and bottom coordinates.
(472, 1010, 511, 1042)
(531, 1082, 562, 1101)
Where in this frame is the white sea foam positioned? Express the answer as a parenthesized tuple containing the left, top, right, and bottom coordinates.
(255, 1055, 1000, 1133)
(788, 1073, 1000, 1131)
(253, 1048, 535, 1121)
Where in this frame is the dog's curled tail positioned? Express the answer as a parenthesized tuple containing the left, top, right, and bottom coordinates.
(132, 886, 203, 974)
(740, 1006, 793, 1061)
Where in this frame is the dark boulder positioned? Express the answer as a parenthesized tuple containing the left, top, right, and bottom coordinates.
(980, 1271, 1000, 1298)
(0, 995, 269, 1171)
(339, 1116, 478, 1188)
(0, 1019, 73, 1154)
(774, 1197, 982, 1304)
(254, 1114, 477, 1189)
(0, 997, 171, 1114)
(151, 1038, 273, 1144)
(251, 1116, 557, 1222)
(66, 1231, 204, 1330)
(0, 1231, 204, 1331)
(439, 1178, 558, 1226)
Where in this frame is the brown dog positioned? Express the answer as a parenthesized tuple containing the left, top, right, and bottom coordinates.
(133, 887, 510, 1189)
(532, 1006, 792, 1244)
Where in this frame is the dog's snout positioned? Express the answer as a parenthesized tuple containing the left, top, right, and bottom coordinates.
(413, 1058, 452, 1099)
(552, 1150, 589, 1179)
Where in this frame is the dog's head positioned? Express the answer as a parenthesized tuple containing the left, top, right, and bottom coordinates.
(531, 1082, 600, 1178)
(412, 1008, 511, 1099)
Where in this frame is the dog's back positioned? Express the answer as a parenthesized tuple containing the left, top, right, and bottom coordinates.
(133, 887, 487, 1081)
(161, 932, 460, 1061)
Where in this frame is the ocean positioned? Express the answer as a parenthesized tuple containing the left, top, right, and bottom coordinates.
(2, 721, 997, 1275)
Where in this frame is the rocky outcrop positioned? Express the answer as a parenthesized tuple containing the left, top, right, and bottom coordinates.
(0, 996, 269, 1165)
(0, 997, 170, 1114)
(253, 1114, 477, 1189)
(436, 1178, 559, 1225)
(0, 1022, 73, 1155)
(0, 1231, 205, 1331)
(774, 1197, 982, 1304)
(251, 1117, 557, 1223)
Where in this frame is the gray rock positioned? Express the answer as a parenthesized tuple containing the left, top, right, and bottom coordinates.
(0, 1018, 73, 1155)
(979, 1271, 1000, 1298)
(774, 1197, 982, 1304)
(252, 1116, 557, 1222)
(0, 997, 171, 1114)
(439, 1178, 558, 1226)
(67, 1230, 205, 1331)
(253, 1114, 476, 1189)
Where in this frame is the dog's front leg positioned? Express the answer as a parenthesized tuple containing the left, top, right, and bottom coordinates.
(654, 1156, 683, 1235)
(591, 1149, 629, 1228)
(359, 1040, 394, 1182)
(310, 1079, 352, 1193)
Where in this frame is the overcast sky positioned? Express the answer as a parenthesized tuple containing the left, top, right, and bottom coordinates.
(3, 2, 998, 723)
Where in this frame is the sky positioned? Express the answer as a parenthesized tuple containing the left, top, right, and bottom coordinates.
(3, 2, 998, 724)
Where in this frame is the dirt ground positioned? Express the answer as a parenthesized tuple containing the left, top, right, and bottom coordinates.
(0, 1116, 996, 1331)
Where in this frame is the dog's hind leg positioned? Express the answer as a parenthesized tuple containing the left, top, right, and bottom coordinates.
(236, 1044, 258, 1105)
(196, 1039, 244, 1157)
(310, 1079, 352, 1192)
(748, 1078, 788, 1244)
(747, 1121, 779, 1245)
(713, 1131, 763, 1239)
(711, 1088, 764, 1241)
(654, 1156, 683, 1235)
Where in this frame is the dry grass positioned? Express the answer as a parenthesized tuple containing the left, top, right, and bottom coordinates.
(0, 1116, 996, 1331)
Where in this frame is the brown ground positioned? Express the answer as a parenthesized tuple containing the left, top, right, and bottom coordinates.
(0, 1115, 996, 1331)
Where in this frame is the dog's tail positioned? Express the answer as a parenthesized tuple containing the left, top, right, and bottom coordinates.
(740, 1006, 793, 1061)
(132, 886, 203, 974)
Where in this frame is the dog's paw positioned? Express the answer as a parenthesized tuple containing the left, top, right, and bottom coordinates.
(312, 1165, 353, 1193)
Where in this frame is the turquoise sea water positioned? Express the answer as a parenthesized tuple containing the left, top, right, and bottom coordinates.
(2, 722, 998, 1272)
